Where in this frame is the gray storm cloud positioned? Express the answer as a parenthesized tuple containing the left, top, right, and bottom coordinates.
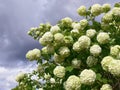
(0, 0, 119, 89)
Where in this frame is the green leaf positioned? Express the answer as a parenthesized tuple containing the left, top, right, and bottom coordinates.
(66, 66, 73, 72)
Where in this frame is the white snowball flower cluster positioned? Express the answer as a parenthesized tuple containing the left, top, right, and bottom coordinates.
(91, 4, 102, 16)
(112, 7, 120, 17)
(72, 23, 81, 30)
(72, 58, 81, 68)
(54, 33, 64, 43)
(102, 12, 113, 23)
(90, 44, 102, 57)
(77, 5, 87, 16)
(26, 48, 41, 61)
(100, 84, 112, 90)
(86, 56, 98, 67)
(50, 25, 61, 34)
(39, 32, 53, 45)
(64, 75, 81, 90)
(86, 29, 96, 38)
(50, 78, 56, 84)
(108, 60, 120, 76)
(101, 56, 114, 71)
(61, 17, 72, 25)
(58, 46, 70, 58)
(73, 35, 91, 52)
(97, 32, 110, 44)
(64, 36, 73, 45)
(110, 45, 120, 57)
(79, 69, 96, 85)
(80, 19, 88, 29)
(102, 4, 111, 13)
(53, 66, 65, 78)
(15, 72, 26, 82)
(39, 88, 44, 90)
(78, 35, 91, 49)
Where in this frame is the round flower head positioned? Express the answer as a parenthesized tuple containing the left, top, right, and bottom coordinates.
(86, 29, 96, 38)
(39, 88, 44, 90)
(50, 25, 61, 34)
(54, 33, 64, 43)
(108, 60, 120, 76)
(86, 56, 98, 67)
(15, 72, 26, 82)
(101, 56, 114, 71)
(77, 5, 87, 16)
(102, 12, 113, 23)
(80, 19, 88, 29)
(50, 78, 55, 84)
(78, 35, 91, 50)
(71, 29, 79, 37)
(41, 32, 53, 44)
(100, 84, 112, 90)
(112, 7, 120, 18)
(97, 32, 110, 44)
(90, 44, 102, 57)
(102, 4, 111, 13)
(54, 53, 64, 63)
(41, 47, 48, 55)
(110, 45, 120, 57)
(61, 17, 72, 25)
(26, 48, 41, 61)
(73, 41, 81, 52)
(73, 23, 81, 30)
(39, 37, 47, 46)
(91, 4, 102, 16)
(64, 75, 81, 90)
(53, 66, 65, 78)
(72, 58, 81, 68)
(79, 69, 96, 85)
(58, 46, 70, 58)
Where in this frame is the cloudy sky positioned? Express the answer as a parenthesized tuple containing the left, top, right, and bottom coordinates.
(0, 0, 119, 90)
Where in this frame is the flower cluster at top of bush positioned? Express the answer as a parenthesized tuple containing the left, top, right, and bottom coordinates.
(13, 2, 120, 90)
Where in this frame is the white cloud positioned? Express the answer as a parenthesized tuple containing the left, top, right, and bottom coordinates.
(0, 61, 37, 90)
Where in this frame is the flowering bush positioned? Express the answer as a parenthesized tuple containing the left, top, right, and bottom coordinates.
(13, 2, 120, 90)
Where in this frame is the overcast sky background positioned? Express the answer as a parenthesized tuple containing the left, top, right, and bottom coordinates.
(0, 0, 119, 90)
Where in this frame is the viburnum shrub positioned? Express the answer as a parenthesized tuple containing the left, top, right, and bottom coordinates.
(12, 2, 120, 90)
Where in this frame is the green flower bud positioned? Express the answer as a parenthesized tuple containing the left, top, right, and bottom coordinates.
(86, 56, 98, 67)
(91, 4, 102, 16)
(46, 44, 55, 54)
(102, 4, 111, 13)
(54, 53, 64, 63)
(64, 36, 73, 45)
(72, 58, 81, 68)
(77, 5, 87, 16)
